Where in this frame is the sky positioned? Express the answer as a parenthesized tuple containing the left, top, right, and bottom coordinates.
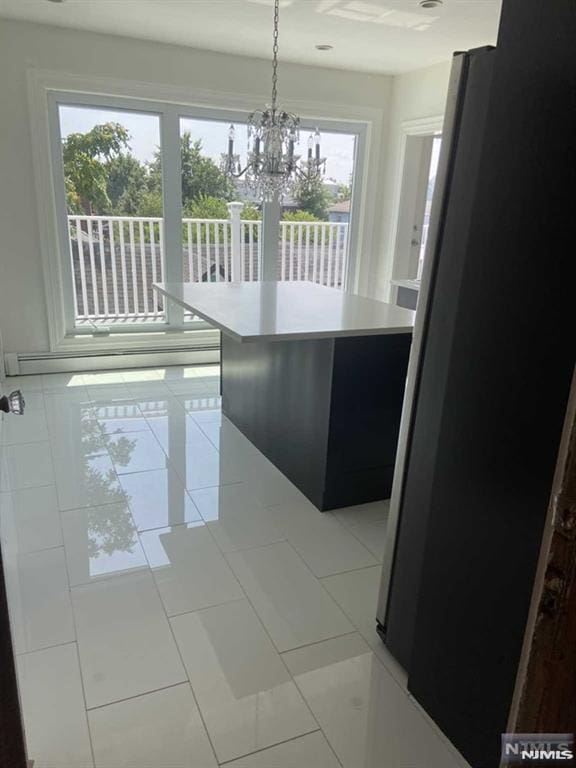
(59, 105, 356, 185)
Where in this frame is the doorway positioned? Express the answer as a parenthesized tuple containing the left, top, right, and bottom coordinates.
(390, 119, 443, 305)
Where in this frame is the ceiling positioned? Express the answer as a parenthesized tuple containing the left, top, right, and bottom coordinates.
(0, 0, 502, 74)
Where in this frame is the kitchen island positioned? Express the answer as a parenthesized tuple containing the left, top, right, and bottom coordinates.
(154, 281, 414, 510)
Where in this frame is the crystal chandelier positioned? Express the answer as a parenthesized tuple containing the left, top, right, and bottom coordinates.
(221, 0, 325, 200)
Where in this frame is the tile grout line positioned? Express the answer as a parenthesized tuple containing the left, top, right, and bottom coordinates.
(54, 464, 97, 768)
(11, 369, 388, 768)
(14, 638, 78, 659)
(216, 728, 328, 767)
(213, 535, 350, 758)
(137, 465, 331, 764)
(310, 555, 469, 767)
(85, 680, 191, 713)
(279, 629, 360, 656)
(137, 516, 222, 767)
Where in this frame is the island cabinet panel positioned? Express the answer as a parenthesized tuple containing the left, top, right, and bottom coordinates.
(221, 331, 411, 511)
(221, 333, 334, 509)
(324, 334, 412, 510)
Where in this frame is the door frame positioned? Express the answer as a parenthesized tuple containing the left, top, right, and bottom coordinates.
(388, 116, 443, 296)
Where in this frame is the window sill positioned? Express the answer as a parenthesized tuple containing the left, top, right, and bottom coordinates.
(56, 327, 220, 354)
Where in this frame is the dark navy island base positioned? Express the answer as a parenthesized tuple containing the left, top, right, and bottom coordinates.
(153, 281, 414, 512)
(221, 332, 411, 511)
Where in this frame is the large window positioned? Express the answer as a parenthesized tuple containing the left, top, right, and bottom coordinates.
(59, 105, 165, 327)
(51, 94, 361, 335)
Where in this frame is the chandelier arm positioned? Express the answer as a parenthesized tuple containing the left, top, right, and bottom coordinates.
(222, 0, 324, 201)
(228, 163, 254, 179)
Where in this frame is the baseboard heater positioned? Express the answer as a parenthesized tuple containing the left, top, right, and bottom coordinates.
(5, 344, 220, 376)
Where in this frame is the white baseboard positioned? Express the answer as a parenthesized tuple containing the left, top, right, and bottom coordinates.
(5, 346, 219, 376)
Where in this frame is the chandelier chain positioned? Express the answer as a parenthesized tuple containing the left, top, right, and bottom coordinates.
(221, 0, 325, 200)
(271, 0, 279, 111)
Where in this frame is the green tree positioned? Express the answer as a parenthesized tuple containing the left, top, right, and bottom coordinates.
(185, 195, 229, 219)
(282, 209, 321, 242)
(149, 132, 235, 207)
(63, 122, 130, 214)
(337, 182, 352, 201)
(138, 190, 163, 218)
(240, 204, 261, 220)
(283, 210, 319, 223)
(292, 176, 333, 220)
(106, 153, 149, 215)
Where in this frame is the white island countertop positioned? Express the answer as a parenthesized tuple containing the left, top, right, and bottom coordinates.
(154, 281, 415, 343)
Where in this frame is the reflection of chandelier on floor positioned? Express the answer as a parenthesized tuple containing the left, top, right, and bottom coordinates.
(221, 0, 326, 201)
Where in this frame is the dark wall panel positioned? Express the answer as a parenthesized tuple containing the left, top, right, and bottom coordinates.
(385, 47, 496, 670)
(403, 2, 576, 767)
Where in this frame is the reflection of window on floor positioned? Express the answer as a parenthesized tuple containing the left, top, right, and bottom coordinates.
(417, 134, 442, 278)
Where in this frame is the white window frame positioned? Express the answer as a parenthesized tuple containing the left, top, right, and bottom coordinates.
(27, 68, 378, 353)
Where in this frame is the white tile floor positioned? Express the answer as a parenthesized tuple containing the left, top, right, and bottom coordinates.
(0, 366, 469, 768)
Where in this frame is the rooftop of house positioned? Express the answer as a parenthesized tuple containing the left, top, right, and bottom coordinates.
(329, 199, 351, 214)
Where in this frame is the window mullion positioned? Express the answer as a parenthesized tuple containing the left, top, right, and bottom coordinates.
(160, 109, 184, 327)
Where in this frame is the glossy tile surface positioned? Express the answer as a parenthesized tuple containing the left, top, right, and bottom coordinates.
(229, 452, 309, 507)
(108, 430, 168, 474)
(1, 365, 468, 768)
(284, 634, 466, 768)
(145, 409, 214, 455)
(227, 542, 354, 652)
(0, 441, 54, 490)
(333, 499, 390, 527)
(42, 372, 88, 392)
(196, 418, 261, 455)
(94, 400, 151, 436)
(141, 523, 244, 615)
(171, 600, 317, 762)
(178, 396, 222, 416)
(54, 451, 124, 511)
(89, 684, 217, 768)
(0, 485, 62, 554)
(119, 466, 202, 532)
(320, 565, 406, 678)
(6, 546, 75, 653)
(270, 501, 378, 577)
(225, 732, 340, 768)
(0, 408, 49, 445)
(17, 643, 94, 768)
(2, 374, 44, 392)
(346, 518, 388, 561)
(62, 503, 148, 586)
(191, 483, 284, 552)
(72, 571, 186, 708)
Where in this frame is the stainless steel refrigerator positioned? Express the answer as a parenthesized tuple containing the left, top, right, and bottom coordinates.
(375, 1, 575, 765)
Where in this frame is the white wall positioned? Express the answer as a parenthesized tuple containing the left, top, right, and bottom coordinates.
(0, 19, 394, 356)
(0, 18, 450, 356)
(370, 60, 452, 300)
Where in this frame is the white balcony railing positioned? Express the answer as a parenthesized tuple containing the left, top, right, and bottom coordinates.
(68, 211, 349, 324)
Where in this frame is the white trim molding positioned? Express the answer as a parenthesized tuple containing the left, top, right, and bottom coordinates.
(25, 67, 383, 358)
(383, 114, 444, 302)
